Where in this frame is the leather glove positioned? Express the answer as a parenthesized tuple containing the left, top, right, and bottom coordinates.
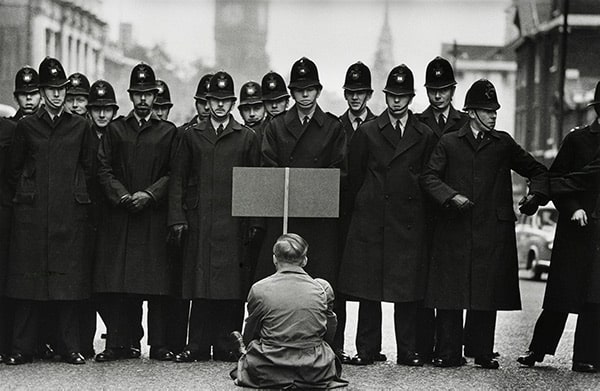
(167, 223, 188, 247)
(447, 194, 474, 211)
(128, 191, 153, 213)
(518, 194, 539, 216)
(571, 209, 588, 227)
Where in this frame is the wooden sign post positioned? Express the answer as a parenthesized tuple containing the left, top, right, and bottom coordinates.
(232, 167, 340, 234)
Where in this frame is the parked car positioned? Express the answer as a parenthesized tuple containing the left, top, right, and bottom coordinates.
(516, 202, 557, 280)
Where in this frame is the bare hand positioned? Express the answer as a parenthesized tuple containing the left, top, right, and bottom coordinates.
(128, 191, 152, 213)
(571, 209, 588, 227)
(448, 194, 474, 211)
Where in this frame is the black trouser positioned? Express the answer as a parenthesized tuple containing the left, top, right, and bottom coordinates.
(529, 306, 600, 363)
(437, 309, 496, 360)
(186, 299, 244, 356)
(100, 294, 171, 350)
(416, 307, 436, 359)
(11, 300, 81, 356)
(0, 297, 14, 355)
(355, 300, 383, 358)
(79, 299, 97, 355)
(332, 293, 347, 352)
(463, 310, 497, 358)
(393, 301, 419, 360)
(167, 299, 190, 353)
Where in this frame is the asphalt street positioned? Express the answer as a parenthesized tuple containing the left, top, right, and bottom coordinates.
(2, 273, 600, 390)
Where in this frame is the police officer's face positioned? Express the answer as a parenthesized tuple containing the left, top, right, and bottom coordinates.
(152, 105, 171, 120)
(291, 87, 320, 111)
(130, 91, 156, 117)
(239, 103, 265, 125)
(90, 106, 116, 128)
(469, 109, 497, 131)
(15, 92, 42, 114)
(195, 99, 210, 120)
(385, 93, 412, 118)
(65, 95, 88, 116)
(426, 86, 455, 111)
(42, 87, 67, 110)
(264, 97, 289, 117)
(344, 90, 372, 114)
(208, 97, 235, 120)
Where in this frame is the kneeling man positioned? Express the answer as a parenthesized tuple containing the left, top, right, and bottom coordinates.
(232, 234, 348, 389)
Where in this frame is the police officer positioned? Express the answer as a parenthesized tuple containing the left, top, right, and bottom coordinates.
(256, 57, 347, 339)
(339, 64, 436, 367)
(180, 73, 214, 131)
(415, 56, 470, 362)
(517, 81, 600, 372)
(420, 79, 549, 369)
(94, 63, 178, 362)
(79, 80, 120, 359)
(8, 66, 42, 122)
(334, 61, 379, 365)
(0, 115, 16, 363)
(238, 81, 266, 141)
(5, 57, 95, 365)
(261, 71, 290, 120)
(152, 80, 174, 121)
(417, 57, 469, 140)
(65, 73, 90, 117)
(169, 71, 260, 362)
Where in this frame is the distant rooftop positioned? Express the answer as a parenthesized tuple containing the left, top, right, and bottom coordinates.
(441, 43, 516, 63)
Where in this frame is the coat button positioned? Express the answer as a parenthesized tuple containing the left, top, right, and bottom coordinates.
(408, 196, 413, 201)
(313, 158, 318, 162)
(385, 195, 389, 200)
(290, 156, 294, 161)
(407, 224, 412, 229)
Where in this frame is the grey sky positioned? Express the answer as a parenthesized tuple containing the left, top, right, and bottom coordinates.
(101, 0, 512, 110)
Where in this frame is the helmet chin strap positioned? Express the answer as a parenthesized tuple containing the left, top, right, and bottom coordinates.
(474, 109, 494, 131)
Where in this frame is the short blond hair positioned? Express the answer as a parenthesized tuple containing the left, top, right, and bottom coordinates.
(272, 233, 308, 265)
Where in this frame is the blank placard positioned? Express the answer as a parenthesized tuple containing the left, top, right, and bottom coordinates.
(232, 167, 339, 218)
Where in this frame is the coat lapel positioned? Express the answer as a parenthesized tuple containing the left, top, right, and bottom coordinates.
(420, 106, 442, 137)
(195, 121, 217, 145)
(377, 113, 399, 149)
(392, 114, 421, 161)
(445, 106, 463, 133)
(284, 107, 306, 140)
(217, 116, 242, 140)
(458, 124, 478, 152)
(477, 129, 500, 152)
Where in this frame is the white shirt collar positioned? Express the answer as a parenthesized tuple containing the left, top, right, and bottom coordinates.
(211, 117, 230, 133)
(297, 106, 316, 124)
(133, 111, 151, 126)
(388, 111, 408, 135)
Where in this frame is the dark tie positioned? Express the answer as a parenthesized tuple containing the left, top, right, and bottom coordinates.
(139, 119, 147, 128)
(354, 117, 362, 130)
(302, 116, 310, 126)
(216, 124, 224, 136)
(395, 120, 402, 138)
(438, 114, 445, 130)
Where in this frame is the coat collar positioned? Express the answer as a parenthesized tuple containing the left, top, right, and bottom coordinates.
(284, 104, 325, 139)
(193, 115, 242, 144)
(376, 111, 422, 159)
(457, 123, 500, 152)
(591, 119, 600, 133)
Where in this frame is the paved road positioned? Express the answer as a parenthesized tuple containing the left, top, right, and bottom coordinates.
(2, 275, 600, 390)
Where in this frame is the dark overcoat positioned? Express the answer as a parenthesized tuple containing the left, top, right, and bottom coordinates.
(6, 108, 94, 300)
(416, 105, 469, 141)
(339, 107, 376, 144)
(337, 108, 376, 259)
(543, 123, 600, 312)
(168, 118, 260, 299)
(0, 118, 16, 295)
(338, 112, 436, 302)
(94, 112, 177, 295)
(420, 125, 549, 310)
(254, 106, 347, 286)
